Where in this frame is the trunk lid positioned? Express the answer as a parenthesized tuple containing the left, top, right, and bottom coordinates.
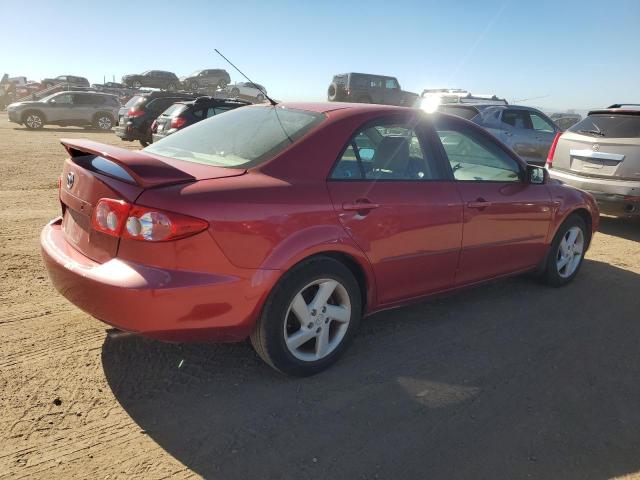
(58, 139, 245, 262)
(553, 132, 640, 181)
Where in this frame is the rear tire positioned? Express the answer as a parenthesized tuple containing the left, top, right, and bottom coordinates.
(230, 87, 240, 97)
(540, 214, 588, 287)
(94, 113, 114, 131)
(256, 93, 265, 102)
(217, 79, 228, 89)
(250, 256, 362, 376)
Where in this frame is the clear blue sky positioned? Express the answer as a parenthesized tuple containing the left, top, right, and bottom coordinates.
(3, 0, 639, 111)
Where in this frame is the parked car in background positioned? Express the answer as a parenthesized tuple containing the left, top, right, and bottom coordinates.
(6, 91, 120, 130)
(547, 104, 640, 216)
(550, 112, 582, 131)
(115, 91, 197, 146)
(41, 75, 90, 89)
(436, 103, 560, 165)
(228, 82, 268, 102)
(327, 72, 418, 106)
(151, 96, 249, 142)
(41, 103, 598, 376)
(93, 82, 126, 90)
(181, 69, 231, 91)
(122, 71, 180, 91)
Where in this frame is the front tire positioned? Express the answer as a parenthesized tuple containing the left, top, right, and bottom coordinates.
(23, 111, 44, 129)
(250, 257, 362, 376)
(230, 87, 240, 97)
(540, 214, 588, 287)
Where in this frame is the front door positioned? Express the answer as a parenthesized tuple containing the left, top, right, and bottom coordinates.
(327, 114, 463, 305)
(433, 116, 553, 285)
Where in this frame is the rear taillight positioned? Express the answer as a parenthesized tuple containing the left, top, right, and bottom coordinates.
(546, 132, 562, 168)
(127, 107, 144, 118)
(170, 116, 187, 129)
(151, 120, 158, 132)
(91, 198, 208, 242)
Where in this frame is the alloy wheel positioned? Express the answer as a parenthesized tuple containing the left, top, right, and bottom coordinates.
(556, 226, 584, 278)
(97, 116, 112, 130)
(283, 279, 351, 362)
(25, 114, 42, 129)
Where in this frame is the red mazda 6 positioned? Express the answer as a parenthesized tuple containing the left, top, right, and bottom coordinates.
(41, 103, 599, 375)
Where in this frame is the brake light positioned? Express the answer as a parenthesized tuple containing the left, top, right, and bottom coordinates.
(91, 198, 208, 242)
(170, 116, 187, 129)
(151, 120, 158, 132)
(127, 107, 144, 118)
(546, 132, 562, 168)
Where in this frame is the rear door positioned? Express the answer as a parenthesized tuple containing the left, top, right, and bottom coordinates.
(433, 116, 552, 284)
(327, 114, 463, 305)
(553, 113, 640, 181)
(72, 93, 99, 122)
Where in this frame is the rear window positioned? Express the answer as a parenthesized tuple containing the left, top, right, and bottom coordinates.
(144, 106, 325, 168)
(124, 95, 143, 108)
(161, 104, 187, 117)
(569, 114, 640, 138)
(439, 106, 479, 120)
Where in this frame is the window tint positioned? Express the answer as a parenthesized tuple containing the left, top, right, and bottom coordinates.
(435, 120, 521, 182)
(144, 106, 325, 168)
(502, 110, 531, 129)
(439, 105, 480, 120)
(530, 113, 555, 132)
(331, 121, 441, 181)
(568, 114, 640, 138)
(205, 106, 232, 118)
(74, 94, 102, 105)
(385, 78, 398, 89)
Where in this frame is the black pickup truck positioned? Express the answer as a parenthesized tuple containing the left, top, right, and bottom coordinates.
(327, 72, 418, 106)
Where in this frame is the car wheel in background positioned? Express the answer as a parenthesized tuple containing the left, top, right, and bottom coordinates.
(132, 80, 142, 89)
(327, 82, 341, 101)
(230, 87, 240, 97)
(217, 79, 228, 89)
(189, 80, 199, 91)
(23, 111, 44, 129)
(256, 93, 265, 102)
(94, 113, 114, 131)
(540, 214, 588, 287)
(167, 83, 176, 91)
(250, 256, 362, 376)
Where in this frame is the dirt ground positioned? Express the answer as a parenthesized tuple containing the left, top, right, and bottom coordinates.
(1, 111, 639, 480)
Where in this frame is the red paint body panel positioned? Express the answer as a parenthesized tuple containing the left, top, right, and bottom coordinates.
(41, 103, 599, 343)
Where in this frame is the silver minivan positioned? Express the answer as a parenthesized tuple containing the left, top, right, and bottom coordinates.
(547, 105, 640, 216)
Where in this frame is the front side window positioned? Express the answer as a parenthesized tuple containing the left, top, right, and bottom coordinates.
(435, 120, 521, 182)
(385, 78, 398, 89)
(144, 106, 325, 168)
(53, 93, 73, 104)
(331, 120, 441, 181)
(530, 113, 555, 132)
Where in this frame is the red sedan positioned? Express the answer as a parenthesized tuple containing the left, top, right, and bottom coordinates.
(41, 103, 599, 376)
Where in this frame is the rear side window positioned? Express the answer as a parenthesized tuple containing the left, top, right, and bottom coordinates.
(439, 105, 479, 120)
(502, 110, 531, 129)
(125, 95, 143, 108)
(331, 119, 443, 181)
(144, 106, 325, 168)
(568, 114, 640, 138)
(162, 104, 187, 117)
(530, 113, 555, 132)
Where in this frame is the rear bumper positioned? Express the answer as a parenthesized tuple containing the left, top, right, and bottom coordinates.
(41, 218, 278, 342)
(549, 168, 640, 215)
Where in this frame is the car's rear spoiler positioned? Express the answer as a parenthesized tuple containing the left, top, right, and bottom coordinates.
(60, 139, 196, 188)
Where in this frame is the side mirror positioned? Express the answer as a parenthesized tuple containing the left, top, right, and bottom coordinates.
(528, 165, 547, 184)
(359, 148, 375, 161)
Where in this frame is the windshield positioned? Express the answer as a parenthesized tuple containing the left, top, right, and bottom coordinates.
(144, 106, 325, 168)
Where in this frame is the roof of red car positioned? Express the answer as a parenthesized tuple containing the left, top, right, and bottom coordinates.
(276, 102, 412, 115)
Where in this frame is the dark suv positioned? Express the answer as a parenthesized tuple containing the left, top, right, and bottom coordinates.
(327, 73, 418, 106)
(152, 97, 250, 142)
(180, 69, 231, 91)
(114, 91, 198, 146)
(121, 71, 180, 91)
(41, 75, 90, 89)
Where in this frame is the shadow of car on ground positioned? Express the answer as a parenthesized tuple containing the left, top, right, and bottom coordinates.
(598, 215, 640, 242)
(102, 259, 640, 479)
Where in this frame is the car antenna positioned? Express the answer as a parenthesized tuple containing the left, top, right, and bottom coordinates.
(214, 49, 277, 106)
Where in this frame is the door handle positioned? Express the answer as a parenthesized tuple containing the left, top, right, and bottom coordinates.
(467, 199, 492, 209)
(342, 200, 380, 211)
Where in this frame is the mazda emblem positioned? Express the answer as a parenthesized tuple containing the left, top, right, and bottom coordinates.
(66, 172, 75, 189)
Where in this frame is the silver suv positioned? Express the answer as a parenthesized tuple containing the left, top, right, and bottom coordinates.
(438, 104, 560, 166)
(547, 105, 640, 216)
(6, 91, 120, 130)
